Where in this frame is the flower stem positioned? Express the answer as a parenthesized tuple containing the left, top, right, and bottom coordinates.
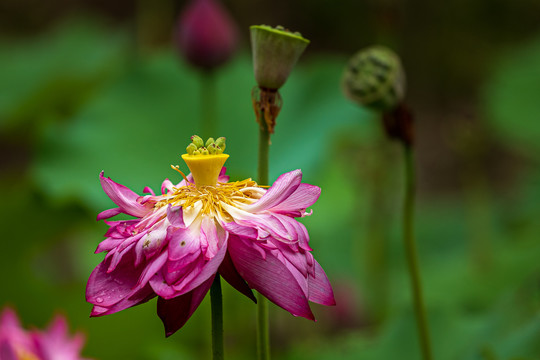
(257, 121, 270, 360)
(201, 70, 217, 139)
(210, 275, 224, 360)
(402, 144, 433, 360)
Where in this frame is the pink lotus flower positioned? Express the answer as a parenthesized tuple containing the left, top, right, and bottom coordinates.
(0, 307, 89, 360)
(86, 148, 335, 336)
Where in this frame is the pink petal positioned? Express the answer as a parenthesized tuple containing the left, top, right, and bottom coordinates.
(228, 236, 314, 320)
(218, 252, 256, 302)
(221, 222, 257, 239)
(99, 171, 150, 218)
(270, 183, 321, 215)
(243, 170, 302, 213)
(161, 179, 174, 194)
(166, 205, 185, 228)
(143, 186, 155, 196)
(172, 235, 228, 295)
(308, 261, 336, 306)
(90, 284, 156, 317)
(167, 227, 200, 261)
(217, 167, 230, 183)
(0, 342, 18, 360)
(96, 207, 122, 221)
(157, 276, 215, 336)
(87, 249, 147, 308)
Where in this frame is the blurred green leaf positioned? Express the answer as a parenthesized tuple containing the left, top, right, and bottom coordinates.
(483, 33, 540, 154)
(0, 17, 127, 130)
(31, 49, 373, 212)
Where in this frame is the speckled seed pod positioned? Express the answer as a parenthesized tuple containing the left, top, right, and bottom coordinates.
(250, 25, 310, 90)
(342, 46, 406, 112)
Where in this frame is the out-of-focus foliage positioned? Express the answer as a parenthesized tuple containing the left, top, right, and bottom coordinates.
(483, 33, 540, 153)
(1, 11, 540, 360)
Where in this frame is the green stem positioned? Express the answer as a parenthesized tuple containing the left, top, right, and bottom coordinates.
(402, 144, 433, 360)
(257, 121, 270, 360)
(210, 275, 224, 360)
(201, 70, 217, 139)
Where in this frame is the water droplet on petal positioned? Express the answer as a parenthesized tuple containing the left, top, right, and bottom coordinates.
(96, 297, 104, 303)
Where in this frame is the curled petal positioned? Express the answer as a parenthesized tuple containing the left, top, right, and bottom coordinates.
(228, 236, 314, 320)
(143, 186, 155, 196)
(161, 179, 174, 195)
(157, 276, 215, 337)
(270, 183, 321, 216)
(99, 172, 151, 217)
(96, 207, 122, 221)
(242, 170, 302, 213)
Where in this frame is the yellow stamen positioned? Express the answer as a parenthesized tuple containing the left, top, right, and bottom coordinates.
(156, 179, 262, 221)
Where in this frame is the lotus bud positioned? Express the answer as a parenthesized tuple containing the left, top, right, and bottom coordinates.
(342, 45, 406, 112)
(250, 25, 310, 90)
(191, 135, 204, 148)
(175, 0, 239, 71)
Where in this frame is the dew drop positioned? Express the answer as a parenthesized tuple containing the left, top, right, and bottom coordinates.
(96, 297, 104, 303)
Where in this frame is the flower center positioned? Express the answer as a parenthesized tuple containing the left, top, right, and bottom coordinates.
(182, 153, 229, 187)
(158, 179, 262, 220)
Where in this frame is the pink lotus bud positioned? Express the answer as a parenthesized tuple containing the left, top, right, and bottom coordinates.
(175, 0, 239, 71)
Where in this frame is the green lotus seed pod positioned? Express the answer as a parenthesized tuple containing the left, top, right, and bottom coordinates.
(215, 137, 226, 151)
(205, 137, 215, 147)
(250, 25, 310, 89)
(186, 143, 198, 155)
(342, 45, 406, 112)
(191, 135, 204, 148)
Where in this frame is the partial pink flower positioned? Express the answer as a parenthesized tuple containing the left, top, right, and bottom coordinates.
(0, 307, 89, 360)
(87, 155, 335, 336)
(175, 0, 239, 71)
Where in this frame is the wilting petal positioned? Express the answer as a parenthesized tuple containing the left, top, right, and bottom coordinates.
(218, 252, 256, 302)
(161, 179, 174, 194)
(308, 261, 336, 306)
(100, 172, 150, 217)
(228, 236, 314, 320)
(222, 222, 257, 239)
(157, 276, 215, 337)
(87, 250, 147, 308)
(270, 183, 321, 215)
(172, 235, 228, 294)
(242, 170, 302, 212)
(96, 207, 122, 221)
(90, 284, 156, 317)
(168, 227, 200, 261)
